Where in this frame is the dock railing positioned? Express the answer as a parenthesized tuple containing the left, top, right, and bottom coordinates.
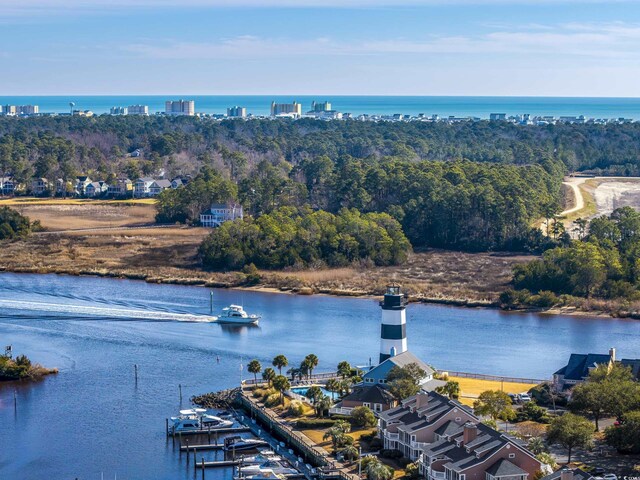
(243, 371, 340, 386)
(439, 370, 548, 385)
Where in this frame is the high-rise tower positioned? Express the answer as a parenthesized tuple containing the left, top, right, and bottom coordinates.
(379, 285, 407, 363)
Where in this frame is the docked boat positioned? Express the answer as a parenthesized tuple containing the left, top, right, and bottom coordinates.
(169, 408, 233, 433)
(224, 436, 269, 451)
(216, 305, 260, 325)
(240, 452, 280, 465)
(234, 469, 286, 480)
(239, 460, 298, 476)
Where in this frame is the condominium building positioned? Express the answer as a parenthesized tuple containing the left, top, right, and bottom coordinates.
(227, 106, 247, 118)
(165, 100, 195, 116)
(110, 106, 128, 115)
(310, 101, 332, 112)
(1, 105, 16, 115)
(270, 101, 302, 117)
(128, 105, 149, 115)
(18, 105, 39, 115)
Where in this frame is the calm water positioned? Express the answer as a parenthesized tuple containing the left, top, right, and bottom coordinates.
(1, 272, 640, 479)
(2, 96, 640, 119)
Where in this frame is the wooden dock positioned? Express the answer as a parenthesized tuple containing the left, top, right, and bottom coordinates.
(180, 443, 224, 451)
(169, 426, 251, 437)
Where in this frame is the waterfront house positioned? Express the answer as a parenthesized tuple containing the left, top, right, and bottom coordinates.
(362, 351, 440, 389)
(553, 348, 616, 391)
(420, 421, 542, 480)
(149, 179, 172, 196)
(30, 177, 50, 196)
(200, 203, 244, 227)
(107, 178, 133, 197)
(85, 181, 108, 198)
(134, 177, 154, 197)
(378, 390, 477, 460)
(171, 177, 186, 189)
(541, 469, 592, 480)
(75, 176, 93, 196)
(329, 384, 398, 415)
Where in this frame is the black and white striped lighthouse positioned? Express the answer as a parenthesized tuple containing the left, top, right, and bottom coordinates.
(379, 285, 407, 363)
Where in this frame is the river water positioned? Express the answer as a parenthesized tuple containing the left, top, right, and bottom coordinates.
(1, 272, 640, 479)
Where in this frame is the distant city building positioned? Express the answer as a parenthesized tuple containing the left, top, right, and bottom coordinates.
(227, 106, 247, 118)
(165, 100, 195, 116)
(270, 101, 302, 117)
(489, 113, 506, 121)
(18, 105, 39, 115)
(128, 105, 149, 115)
(72, 110, 94, 117)
(1, 105, 16, 115)
(110, 106, 128, 115)
(310, 101, 332, 112)
(200, 203, 243, 228)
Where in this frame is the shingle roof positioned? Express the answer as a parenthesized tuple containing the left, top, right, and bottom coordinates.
(541, 468, 593, 480)
(342, 385, 395, 405)
(152, 179, 172, 188)
(486, 459, 527, 477)
(556, 353, 611, 380)
(434, 420, 463, 437)
(386, 351, 434, 375)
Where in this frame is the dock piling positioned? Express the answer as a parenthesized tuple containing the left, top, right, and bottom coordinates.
(201, 458, 205, 479)
(13, 390, 16, 411)
(186, 440, 190, 464)
(207, 426, 211, 444)
(179, 384, 183, 402)
(134, 364, 138, 383)
(165, 418, 169, 437)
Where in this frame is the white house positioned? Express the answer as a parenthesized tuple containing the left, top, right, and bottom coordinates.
(0, 177, 16, 195)
(107, 178, 132, 197)
(149, 179, 172, 196)
(200, 203, 243, 227)
(75, 176, 93, 196)
(30, 177, 50, 195)
(85, 181, 108, 198)
(134, 177, 154, 197)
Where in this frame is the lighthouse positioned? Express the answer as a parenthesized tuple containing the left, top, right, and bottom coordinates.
(379, 285, 407, 363)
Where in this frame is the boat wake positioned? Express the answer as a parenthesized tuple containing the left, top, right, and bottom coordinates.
(0, 299, 215, 323)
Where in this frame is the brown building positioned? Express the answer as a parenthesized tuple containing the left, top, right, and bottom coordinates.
(330, 384, 397, 416)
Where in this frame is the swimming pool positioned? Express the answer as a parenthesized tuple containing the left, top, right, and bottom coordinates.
(290, 386, 333, 398)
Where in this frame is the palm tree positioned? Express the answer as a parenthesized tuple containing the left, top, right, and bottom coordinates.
(305, 385, 323, 405)
(366, 460, 393, 480)
(272, 375, 291, 405)
(323, 421, 351, 452)
(300, 359, 312, 379)
(315, 395, 333, 418)
(247, 359, 262, 384)
(340, 444, 359, 463)
(337, 361, 351, 378)
(436, 380, 460, 399)
(272, 355, 289, 375)
(305, 354, 319, 377)
(262, 367, 276, 387)
(287, 367, 301, 382)
(338, 378, 353, 396)
(325, 378, 340, 400)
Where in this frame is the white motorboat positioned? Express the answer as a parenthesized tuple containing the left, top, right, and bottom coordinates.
(169, 408, 233, 433)
(224, 436, 269, 451)
(240, 452, 280, 465)
(234, 469, 286, 480)
(239, 460, 298, 476)
(216, 305, 260, 325)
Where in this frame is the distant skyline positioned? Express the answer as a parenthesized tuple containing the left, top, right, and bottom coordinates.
(1, 1, 639, 96)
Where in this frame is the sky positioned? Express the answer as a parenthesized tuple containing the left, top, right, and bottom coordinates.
(0, 0, 640, 96)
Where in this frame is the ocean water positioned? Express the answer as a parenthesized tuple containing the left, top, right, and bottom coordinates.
(1, 95, 640, 119)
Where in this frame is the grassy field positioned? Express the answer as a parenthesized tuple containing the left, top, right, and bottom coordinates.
(448, 376, 538, 406)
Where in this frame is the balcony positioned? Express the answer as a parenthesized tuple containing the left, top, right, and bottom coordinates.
(329, 406, 353, 415)
(428, 468, 446, 480)
(411, 440, 430, 449)
(383, 432, 399, 440)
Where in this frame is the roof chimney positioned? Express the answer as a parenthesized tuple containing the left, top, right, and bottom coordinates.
(560, 469, 574, 480)
(462, 422, 477, 445)
(610, 347, 616, 362)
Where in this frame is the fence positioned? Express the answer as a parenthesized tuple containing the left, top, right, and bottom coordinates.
(439, 370, 547, 385)
(242, 371, 340, 386)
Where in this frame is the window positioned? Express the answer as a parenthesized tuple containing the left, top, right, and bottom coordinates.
(509, 453, 515, 459)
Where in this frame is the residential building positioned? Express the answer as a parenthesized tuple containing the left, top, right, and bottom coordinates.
(149, 179, 172, 196)
(541, 469, 592, 480)
(30, 178, 50, 195)
(310, 101, 332, 112)
(200, 203, 243, 227)
(75, 176, 93, 196)
(134, 177, 155, 197)
(85, 181, 108, 197)
(362, 351, 438, 388)
(378, 391, 477, 459)
(165, 100, 195, 116)
(227, 106, 247, 118)
(270, 101, 302, 117)
(107, 178, 133, 197)
(330, 384, 397, 416)
(553, 348, 615, 391)
(171, 178, 186, 189)
(0, 177, 16, 195)
(490, 113, 507, 121)
(17, 105, 39, 115)
(128, 105, 149, 115)
(130, 149, 142, 158)
(72, 110, 94, 117)
(1, 105, 17, 116)
(420, 421, 542, 480)
(56, 178, 73, 196)
(110, 106, 128, 115)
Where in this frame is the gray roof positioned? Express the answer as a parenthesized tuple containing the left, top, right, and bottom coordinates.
(420, 378, 447, 392)
(378, 390, 473, 429)
(541, 469, 593, 480)
(342, 385, 395, 405)
(486, 459, 527, 477)
(434, 420, 463, 437)
(555, 353, 611, 380)
(386, 351, 434, 374)
(152, 179, 172, 188)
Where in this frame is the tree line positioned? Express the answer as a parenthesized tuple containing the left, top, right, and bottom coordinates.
(199, 206, 411, 270)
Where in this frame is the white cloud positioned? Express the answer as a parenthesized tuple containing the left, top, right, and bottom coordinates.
(121, 22, 640, 60)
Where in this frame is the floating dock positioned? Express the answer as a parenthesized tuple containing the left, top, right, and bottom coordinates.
(169, 426, 251, 437)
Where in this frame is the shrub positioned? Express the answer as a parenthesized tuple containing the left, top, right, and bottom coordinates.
(350, 406, 377, 428)
(288, 400, 305, 417)
(296, 418, 336, 429)
(368, 437, 383, 451)
(331, 414, 352, 422)
(380, 449, 403, 459)
(265, 393, 281, 407)
(528, 290, 560, 308)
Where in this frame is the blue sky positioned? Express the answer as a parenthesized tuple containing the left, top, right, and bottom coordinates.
(1, 0, 639, 96)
